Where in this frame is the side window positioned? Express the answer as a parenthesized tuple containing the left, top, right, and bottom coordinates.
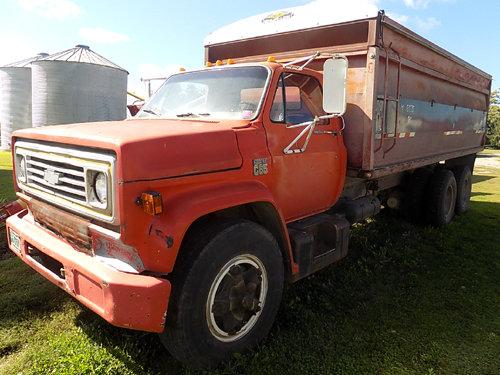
(270, 73, 326, 125)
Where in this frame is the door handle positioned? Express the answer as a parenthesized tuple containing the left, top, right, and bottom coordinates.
(314, 130, 342, 136)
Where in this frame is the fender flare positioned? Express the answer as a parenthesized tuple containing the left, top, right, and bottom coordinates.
(149, 180, 295, 274)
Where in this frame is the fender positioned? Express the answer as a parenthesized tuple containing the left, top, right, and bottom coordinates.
(125, 179, 296, 274)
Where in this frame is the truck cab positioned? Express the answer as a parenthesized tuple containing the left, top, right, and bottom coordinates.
(6, 58, 351, 366)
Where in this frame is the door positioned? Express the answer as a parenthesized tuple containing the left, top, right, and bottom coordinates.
(263, 70, 346, 221)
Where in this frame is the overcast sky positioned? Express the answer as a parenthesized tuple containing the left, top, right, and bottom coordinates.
(0, 0, 497, 97)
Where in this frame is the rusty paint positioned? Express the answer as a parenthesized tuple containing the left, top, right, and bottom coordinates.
(6, 211, 170, 332)
(165, 236, 174, 248)
(153, 228, 174, 249)
(28, 198, 92, 252)
(0, 199, 26, 227)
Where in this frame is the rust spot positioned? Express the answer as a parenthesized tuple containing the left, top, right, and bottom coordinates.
(29, 199, 92, 253)
(165, 236, 174, 248)
(154, 228, 174, 249)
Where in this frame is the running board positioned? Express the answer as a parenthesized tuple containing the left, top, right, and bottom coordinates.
(288, 213, 350, 281)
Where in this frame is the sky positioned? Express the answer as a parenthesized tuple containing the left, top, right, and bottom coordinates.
(0, 0, 497, 98)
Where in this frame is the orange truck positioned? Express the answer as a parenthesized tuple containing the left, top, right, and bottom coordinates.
(5, 12, 491, 367)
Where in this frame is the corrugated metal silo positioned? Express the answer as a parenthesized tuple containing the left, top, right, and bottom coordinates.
(31, 45, 128, 127)
(0, 53, 48, 150)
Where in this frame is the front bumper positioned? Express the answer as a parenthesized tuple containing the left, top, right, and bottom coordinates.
(6, 210, 171, 333)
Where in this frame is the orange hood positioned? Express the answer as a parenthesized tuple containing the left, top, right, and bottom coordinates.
(13, 118, 245, 182)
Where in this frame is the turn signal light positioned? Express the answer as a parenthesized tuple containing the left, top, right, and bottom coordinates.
(140, 192, 163, 215)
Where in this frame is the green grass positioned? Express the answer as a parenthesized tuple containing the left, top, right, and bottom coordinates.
(0, 150, 499, 374)
(0, 151, 15, 254)
(0, 151, 15, 203)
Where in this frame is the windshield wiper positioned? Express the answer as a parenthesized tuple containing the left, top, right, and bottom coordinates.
(142, 108, 160, 117)
(176, 112, 211, 118)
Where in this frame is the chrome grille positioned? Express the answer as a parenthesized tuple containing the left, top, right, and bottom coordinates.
(14, 140, 116, 223)
(26, 155, 87, 203)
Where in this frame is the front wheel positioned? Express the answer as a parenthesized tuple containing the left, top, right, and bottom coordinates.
(160, 220, 284, 368)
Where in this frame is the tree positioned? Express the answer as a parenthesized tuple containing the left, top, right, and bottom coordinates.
(486, 89, 500, 148)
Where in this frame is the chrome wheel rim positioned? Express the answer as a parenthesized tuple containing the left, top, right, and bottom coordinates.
(445, 183, 456, 218)
(206, 254, 268, 342)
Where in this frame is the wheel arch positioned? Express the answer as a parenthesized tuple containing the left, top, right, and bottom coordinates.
(177, 201, 295, 280)
(148, 180, 296, 277)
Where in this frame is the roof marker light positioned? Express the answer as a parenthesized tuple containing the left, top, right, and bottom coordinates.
(267, 56, 276, 62)
(215, 60, 223, 66)
(227, 58, 235, 65)
(205, 61, 213, 67)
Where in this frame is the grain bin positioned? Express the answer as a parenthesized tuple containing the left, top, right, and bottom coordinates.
(31, 45, 128, 127)
(0, 53, 48, 150)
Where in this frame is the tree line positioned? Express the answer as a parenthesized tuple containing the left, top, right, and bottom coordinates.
(487, 89, 500, 148)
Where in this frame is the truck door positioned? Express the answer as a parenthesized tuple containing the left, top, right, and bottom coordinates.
(263, 71, 346, 221)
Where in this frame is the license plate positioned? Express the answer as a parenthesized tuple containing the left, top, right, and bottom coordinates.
(9, 229, 21, 253)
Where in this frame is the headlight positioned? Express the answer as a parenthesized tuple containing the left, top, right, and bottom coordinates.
(87, 170, 109, 208)
(15, 155, 26, 183)
(93, 172, 108, 203)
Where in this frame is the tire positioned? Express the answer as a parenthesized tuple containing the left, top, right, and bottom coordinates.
(159, 220, 284, 368)
(425, 168, 457, 227)
(452, 165, 472, 215)
(403, 168, 433, 223)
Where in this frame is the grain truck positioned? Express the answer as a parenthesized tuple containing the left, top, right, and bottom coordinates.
(5, 10, 491, 367)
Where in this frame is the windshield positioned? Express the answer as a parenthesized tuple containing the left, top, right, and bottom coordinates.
(138, 66, 269, 120)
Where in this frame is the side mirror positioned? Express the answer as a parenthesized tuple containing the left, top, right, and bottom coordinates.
(322, 56, 348, 115)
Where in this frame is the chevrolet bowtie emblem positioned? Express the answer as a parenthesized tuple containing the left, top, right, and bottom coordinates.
(44, 169, 62, 185)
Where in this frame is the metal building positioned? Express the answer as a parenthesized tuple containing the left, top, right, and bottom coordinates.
(31, 45, 128, 128)
(0, 53, 48, 150)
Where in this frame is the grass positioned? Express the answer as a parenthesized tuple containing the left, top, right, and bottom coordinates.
(0, 152, 15, 255)
(0, 149, 499, 374)
(0, 151, 15, 203)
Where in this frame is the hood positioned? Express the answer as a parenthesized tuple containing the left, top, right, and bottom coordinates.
(14, 118, 246, 182)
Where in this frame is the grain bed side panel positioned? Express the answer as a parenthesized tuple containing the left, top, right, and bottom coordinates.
(342, 52, 373, 170)
(370, 19, 491, 172)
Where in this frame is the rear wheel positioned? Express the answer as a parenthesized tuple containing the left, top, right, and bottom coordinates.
(453, 165, 472, 215)
(160, 220, 284, 368)
(426, 168, 457, 227)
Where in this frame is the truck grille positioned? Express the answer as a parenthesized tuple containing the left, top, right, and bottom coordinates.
(26, 156, 87, 203)
(14, 140, 116, 223)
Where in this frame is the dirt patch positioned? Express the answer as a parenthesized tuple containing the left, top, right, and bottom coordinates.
(476, 151, 500, 169)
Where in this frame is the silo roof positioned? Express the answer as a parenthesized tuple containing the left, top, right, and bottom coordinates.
(2, 53, 50, 67)
(38, 45, 128, 73)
